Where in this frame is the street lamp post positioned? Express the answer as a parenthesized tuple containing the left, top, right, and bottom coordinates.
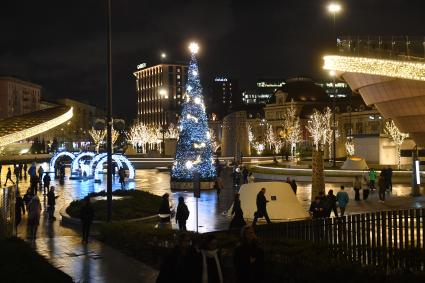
(105, 0, 113, 222)
(327, 2, 341, 167)
(159, 89, 169, 157)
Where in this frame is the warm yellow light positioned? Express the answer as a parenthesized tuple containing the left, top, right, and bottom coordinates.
(189, 42, 199, 54)
(329, 70, 336, 77)
(327, 2, 342, 13)
(161, 53, 166, 58)
(323, 55, 425, 81)
(159, 89, 168, 98)
(0, 107, 73, 147)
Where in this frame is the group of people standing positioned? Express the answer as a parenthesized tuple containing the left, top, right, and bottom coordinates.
(156, 225, 264, 283)
(309, 186, 350, 219)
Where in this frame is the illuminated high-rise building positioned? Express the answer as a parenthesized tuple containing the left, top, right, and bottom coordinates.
(134, 62, 188, 126)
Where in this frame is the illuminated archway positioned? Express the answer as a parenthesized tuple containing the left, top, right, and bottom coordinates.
(93, 155, 123, 181)
(88, 153, 107, 176)
(71, 152, 96, 175)
(114, 154, 136, 180)
(49, 151, 76, 172)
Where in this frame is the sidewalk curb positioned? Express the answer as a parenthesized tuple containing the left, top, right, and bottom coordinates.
(59, 206, 158, 226)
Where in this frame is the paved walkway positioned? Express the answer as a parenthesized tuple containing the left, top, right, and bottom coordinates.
(7, 167, 159, 283)
(5, 164, 425, 282)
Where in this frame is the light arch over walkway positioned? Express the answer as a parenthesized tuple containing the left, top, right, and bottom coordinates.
(49, 151, 76, 172)
(71, 152, 96, 174)
(94, 155, 123, 181)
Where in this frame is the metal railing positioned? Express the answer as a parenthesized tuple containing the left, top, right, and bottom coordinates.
(0, 185, 16, 238)
(256, 208, 425, 272)
(337, 36, 425, 62)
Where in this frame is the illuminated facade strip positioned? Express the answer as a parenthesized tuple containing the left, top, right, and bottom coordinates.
(323, 55, 425, 81)
(0, 107, 73, 147)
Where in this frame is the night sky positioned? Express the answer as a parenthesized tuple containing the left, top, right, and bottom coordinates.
(1, 0, 424, 120)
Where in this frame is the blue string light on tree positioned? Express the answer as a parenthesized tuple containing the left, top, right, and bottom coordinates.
(171, 42, 216, 182)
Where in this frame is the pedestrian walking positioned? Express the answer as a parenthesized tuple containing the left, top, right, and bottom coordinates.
(215, 175, 224, 199)
(18, 163, 23, 180)
(362, 175, 370, 200)
(353, 176, 362, 201)
(290, 179, 297, 194)
(229, 193, 246, 232)
(242, 167, 249, 184)
(23, 163, 27, 180)
(336, 186, 349, 216)
(233, 225, 264, 283)
(368, 168, 377, 190)
(253, 188, 272, 225)
(200, 234, 224, 283)
(23, 188, 33, 211)
(43, 173, 51, 195)
(4, 167, 14, 186)
(156, 233, 201, 283)
(324, 189, 338, 217)
(14, 165, 19, 183)
(159, 193, 172, 223)
(378, 176, 386, 203)
(248, 172, 255, 183)
(37, 166, 44, 188)
(176, 196, 190, 231)
(28, 162, 37, 192)
(15, 190, 25, 229)
(27, 195, 42, 239)
(118, 167, 126, 189)
(80, 196, 94, 244)
(387, 166, 393, 192)
(47, 186, 58, 221)
(309, 196, 325, 219)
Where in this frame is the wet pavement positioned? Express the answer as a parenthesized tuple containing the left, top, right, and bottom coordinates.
(4, 163, 425, 282)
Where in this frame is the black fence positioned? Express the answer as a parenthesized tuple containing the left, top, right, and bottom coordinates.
(0, 185, 16, 238)
(337, 36, 425, 62)
(256, 208, 425, 272)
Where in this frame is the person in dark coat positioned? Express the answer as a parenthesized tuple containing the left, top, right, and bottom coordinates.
(15, 190, 25, 228)
(387, 167, 393, 192)
(378, 176, 386, 202)
(200, 235, 223, 283)
(47, 186, 58, 221)
(324, 190, 338, 217)
(43, 173, 51, 195)
(18, 163, 23, 180)
(252, 188, 271, 225)
(118, 167, 126, 189)
(158, 193, 171, 223)
(23, 163, 27, 180)
(80, 196, 94, 243)
(14, 165, 19, 183)
(242, 167, 249, 184)
(309, 196, 325, 219)
(229, 193, 246, 232)
(156, 233, 201, 283)
(234, 225, 264, 283)
(4, 167, 14, 186)
(175, 196, 189, 231)
(290, 179, 298, 194)
(23, 188, 33, 211)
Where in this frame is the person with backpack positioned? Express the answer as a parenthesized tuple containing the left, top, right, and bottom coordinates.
(175, 196, 190, 231)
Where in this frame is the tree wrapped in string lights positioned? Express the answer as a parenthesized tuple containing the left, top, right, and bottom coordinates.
(384, 120, 409, 170)
(171, 43, 216, 183)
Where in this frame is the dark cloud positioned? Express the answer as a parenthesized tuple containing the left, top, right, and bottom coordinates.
(0, 0, 424, 120)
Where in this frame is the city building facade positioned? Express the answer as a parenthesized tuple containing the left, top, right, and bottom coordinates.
(206, 77, 240, 119)
(0, 76, 41, 118)
(134, 62, 188, 127)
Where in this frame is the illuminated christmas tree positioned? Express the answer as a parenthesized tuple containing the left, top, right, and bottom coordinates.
(171, 43, 216, 181)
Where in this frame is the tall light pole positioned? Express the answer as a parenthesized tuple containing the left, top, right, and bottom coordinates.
(106, 0, 113, 222)
(327, 2, 341, 167)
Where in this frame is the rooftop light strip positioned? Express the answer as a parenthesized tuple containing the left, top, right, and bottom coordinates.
(0, 107, 73, 147)
(323, 55, 425, 81)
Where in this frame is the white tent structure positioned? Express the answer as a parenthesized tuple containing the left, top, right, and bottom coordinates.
(228, 182, 310, 222)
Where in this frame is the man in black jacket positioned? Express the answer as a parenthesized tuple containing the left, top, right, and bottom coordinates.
(253, 188, 271, 225)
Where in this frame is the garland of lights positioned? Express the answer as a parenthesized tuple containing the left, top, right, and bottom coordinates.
(171, 43, 216, 181)
(323, 55, 425, 81)
(0, 107, 73, 147)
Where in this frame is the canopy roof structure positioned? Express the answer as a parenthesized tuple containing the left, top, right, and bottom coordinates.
(0, 106, 73, 147)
